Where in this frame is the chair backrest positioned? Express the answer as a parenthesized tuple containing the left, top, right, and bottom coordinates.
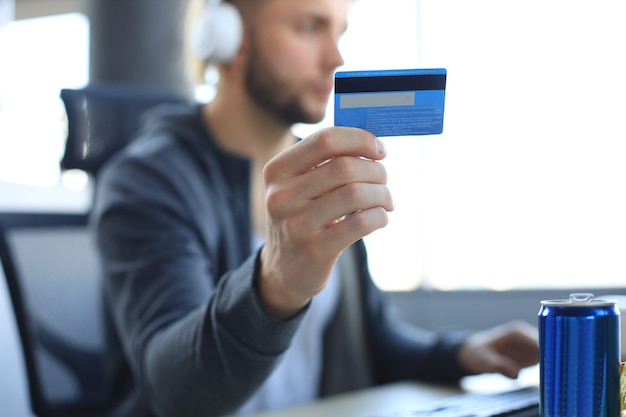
(0, 212, 108, 417)
(60, 82, 188, 176)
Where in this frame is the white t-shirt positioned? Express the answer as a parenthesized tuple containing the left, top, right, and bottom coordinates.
(236, 237, 341, 414)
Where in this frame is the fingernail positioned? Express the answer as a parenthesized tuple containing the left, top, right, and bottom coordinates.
(376, 138, 386, 155)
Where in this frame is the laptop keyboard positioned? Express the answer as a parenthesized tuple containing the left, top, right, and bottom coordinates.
(372, 386, 539, 417)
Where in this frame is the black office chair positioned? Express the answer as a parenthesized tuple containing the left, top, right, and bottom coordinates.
(60, 82, 188, 176)
(0, 212, 108, 417)
(0, 83, 188, 416)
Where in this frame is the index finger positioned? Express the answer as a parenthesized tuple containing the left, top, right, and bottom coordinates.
(268, 127, 386, 178)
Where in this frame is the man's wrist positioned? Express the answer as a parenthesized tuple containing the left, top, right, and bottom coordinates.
(255, 268, 310, 320)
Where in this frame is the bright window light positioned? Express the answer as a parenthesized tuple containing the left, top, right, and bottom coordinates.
(0, 12, 89, 188)
(297, 0, 626, 291)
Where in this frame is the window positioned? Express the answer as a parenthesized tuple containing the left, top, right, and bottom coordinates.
(0, 0, 13, 28)
(0, 12, 89, 191)
(296, 0, 626, 291)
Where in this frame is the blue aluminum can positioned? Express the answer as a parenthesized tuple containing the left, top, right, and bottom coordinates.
(538, 293, 621, 417)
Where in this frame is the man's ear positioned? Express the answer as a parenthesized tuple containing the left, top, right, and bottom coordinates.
(229, 22, 250, 69)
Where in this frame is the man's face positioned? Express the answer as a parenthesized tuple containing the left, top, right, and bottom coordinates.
(243, 0, 349, 125)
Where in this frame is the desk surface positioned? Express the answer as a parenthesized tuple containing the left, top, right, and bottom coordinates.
(238, 381, 462, 417)
(236, 366, 539, 417)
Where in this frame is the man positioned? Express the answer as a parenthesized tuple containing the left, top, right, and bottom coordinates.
(92, 1, 539, 416)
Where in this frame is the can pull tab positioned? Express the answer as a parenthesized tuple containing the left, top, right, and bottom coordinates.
(569, 293, 594, 303)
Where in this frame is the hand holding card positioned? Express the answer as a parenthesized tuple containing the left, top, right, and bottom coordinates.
(334, 68, 446, 137)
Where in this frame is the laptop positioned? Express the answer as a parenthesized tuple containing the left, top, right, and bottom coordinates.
(372, 386, 540, 417)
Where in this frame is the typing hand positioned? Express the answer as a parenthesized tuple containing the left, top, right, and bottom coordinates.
(457, 320, 540, 379)
(259, 127, 394, 319)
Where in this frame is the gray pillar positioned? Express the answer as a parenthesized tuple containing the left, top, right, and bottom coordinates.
(86, 0, 193, 98)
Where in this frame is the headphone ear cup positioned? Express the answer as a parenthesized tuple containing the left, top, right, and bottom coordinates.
(191, 2, 243, 63)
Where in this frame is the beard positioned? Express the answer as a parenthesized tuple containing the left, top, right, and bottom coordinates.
(244, 42, 327, 125)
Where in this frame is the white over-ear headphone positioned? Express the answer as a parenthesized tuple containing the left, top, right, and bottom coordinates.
(191, 0, 243, 63)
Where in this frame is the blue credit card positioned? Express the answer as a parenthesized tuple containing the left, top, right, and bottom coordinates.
(334, 68, 446, 137)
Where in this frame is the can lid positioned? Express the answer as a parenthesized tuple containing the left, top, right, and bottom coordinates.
(540, 292, 617, 307)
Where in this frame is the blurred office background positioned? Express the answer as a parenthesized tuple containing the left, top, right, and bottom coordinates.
(1, 0, 625, 414)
